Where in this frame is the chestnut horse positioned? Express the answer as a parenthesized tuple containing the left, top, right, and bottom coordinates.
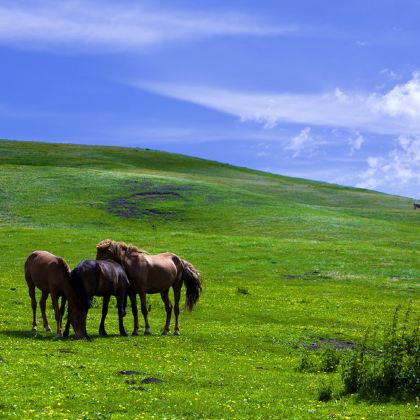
(63, 259, 130, 337)
(24, 251, 88, 338)
(96, 239, 202, 336)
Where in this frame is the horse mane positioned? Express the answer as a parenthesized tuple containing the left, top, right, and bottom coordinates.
(96, 239, 147, 258)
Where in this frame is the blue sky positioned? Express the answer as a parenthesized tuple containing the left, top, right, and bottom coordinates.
(1, 1, 420, 198)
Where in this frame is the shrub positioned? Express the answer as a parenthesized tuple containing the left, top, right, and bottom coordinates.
(318, 383, 333, 402)
(297, 345, 341, 373)
(236, 287, 249, 295)
(319, 345, 341, 373)
(341, 305, 419, 400)
(297, 351, 317, 373)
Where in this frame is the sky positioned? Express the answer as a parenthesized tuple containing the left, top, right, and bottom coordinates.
(1, 1, 420, 199)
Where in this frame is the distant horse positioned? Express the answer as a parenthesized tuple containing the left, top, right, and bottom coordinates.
(24, 251, 88, 338)
(414, 203, 420, 210)
(96, 239, 202, 336)
(63, 260, 130, 337)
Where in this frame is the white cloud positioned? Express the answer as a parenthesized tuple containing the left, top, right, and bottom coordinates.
(286, 127, 314, 157)
(357, 135, 420, 196)
(135, 73, 420, 136)
(376, 72, 420, 118)
(0, 1, 296, 52)
(348, 132, 364, 155)
(355, 40, 367, 47)
(380, 68, 401, 80)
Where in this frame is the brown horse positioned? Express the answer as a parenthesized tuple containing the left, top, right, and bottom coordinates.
(24, 251, 88, 338)
(63, 259, 130, 337)
(96, 239, 202, 336)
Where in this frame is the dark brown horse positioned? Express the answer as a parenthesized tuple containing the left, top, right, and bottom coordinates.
(24, 251, 88, 338)
(96, 239, 202, 336)
(63, 259, 130, 337)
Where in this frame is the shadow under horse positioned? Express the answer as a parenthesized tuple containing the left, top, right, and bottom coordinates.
(96, 239, 202, 336)
(63, 259, 130, 337)
(24, 251, 88, 338)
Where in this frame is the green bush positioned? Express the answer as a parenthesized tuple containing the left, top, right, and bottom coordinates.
(341, 305, 419, 400)
(317, 383, 334, 402)
(319, 345, 341, 373)
(297, 351, 318, 373)
(297, 345, 341, 373)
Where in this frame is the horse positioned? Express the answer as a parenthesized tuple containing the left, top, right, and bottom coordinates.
(414, 203, 420, 210)
(96, 239, 202, 336)
(24, 251, 88, 338)
(63, 259, 130, 337)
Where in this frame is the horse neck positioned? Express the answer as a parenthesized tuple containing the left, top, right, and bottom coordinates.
(63, 277, 81, 306)
(118, 255, 130, 272)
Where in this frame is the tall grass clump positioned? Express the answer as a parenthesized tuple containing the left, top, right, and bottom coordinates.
(297, 345, 341, 374)
(341, 305, 419, 401)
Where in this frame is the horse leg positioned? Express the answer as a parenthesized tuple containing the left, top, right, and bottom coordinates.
(173, 284, 182, 336)
(51, 293, 63, 337)
(28, 283, 37, 331)
(40, 291, 52, 332)
(129, 293, 139, 336)
(99, 295, 110, 336)
(63, 308, 71, 338)
(59, 295, 67, 318)
(140, 292, 151, 335)
(160, 289, 172, 335)
(116, 293, 128, 337)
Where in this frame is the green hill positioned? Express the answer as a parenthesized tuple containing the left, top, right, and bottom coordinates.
(0, 139, 418, 418)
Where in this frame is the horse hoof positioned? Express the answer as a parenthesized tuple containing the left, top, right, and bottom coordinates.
(120, 331, 128, 337)
(161, 329, 169, 336)
(31, 326, 37, 332)
(99, 331, 108, 337)
(174, 330, 180, 336)
(57, 333, 63, 338)
(132, 331, 139, 336)
(45, 326, 52, 332)
(144, 329, 151, 336)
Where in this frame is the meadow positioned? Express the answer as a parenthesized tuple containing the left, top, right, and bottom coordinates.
(0, 139, 418, 419)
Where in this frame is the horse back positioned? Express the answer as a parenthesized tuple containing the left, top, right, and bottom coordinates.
(98, 260, 129, 293)
(24, 251, 71, 292)
(77, 259, 129, 296)
(136, 252, 181, 293)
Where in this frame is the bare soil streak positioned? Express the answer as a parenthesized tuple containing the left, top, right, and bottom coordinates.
(108, 184, 188, 218)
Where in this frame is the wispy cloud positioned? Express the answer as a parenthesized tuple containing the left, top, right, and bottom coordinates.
(0, 1, 296, 52)
(357, 135, 420, 196)
(348, 132, 364, 155)
(286, 127, 314, 157)
(135, 73, 420, 136)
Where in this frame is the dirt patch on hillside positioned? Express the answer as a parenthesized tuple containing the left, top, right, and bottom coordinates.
(280, 271, 332, 281)
(130, 191, 182, 199)
(108, 183, 190, 219)
(273, 338, 357, 351)
(304, 338, 356, 351)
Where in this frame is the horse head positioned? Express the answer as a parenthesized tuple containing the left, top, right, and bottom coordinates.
(96, 239, 124, 261)
(70, 302, 89, 338)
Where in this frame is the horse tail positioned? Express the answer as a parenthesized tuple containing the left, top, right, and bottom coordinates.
(70, 264, 93, 309)
(181, 259, 202, 312)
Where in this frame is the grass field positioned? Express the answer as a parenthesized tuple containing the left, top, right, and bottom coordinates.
(0, 139, 418, 419)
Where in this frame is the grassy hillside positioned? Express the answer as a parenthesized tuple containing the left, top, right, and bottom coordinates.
(0, 139, 418, 418)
